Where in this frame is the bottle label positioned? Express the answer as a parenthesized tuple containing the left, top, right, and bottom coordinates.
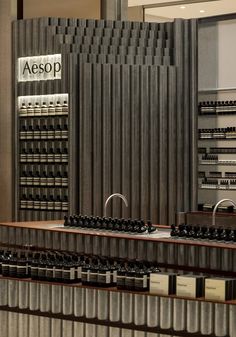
(17, 265, 27, 276)
(46, 267, 54, 279)
(81, 270, 90, 282)
(116, 274, 125, 286)
(38, 267, 46, 278)
(31, 266, 38, 277)
(54, 268, 62, 279)
(125, 276, 135, 287)
(77, 266, 82, 279)
(90, 272, 98, 283)
(63, 267, 75, 280)
(135, 275, 147, 289)
(112, 270, 117, 283)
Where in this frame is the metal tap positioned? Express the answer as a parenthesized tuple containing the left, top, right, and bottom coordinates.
(104, 193, 128, 217)
(212, 198, 236, 226)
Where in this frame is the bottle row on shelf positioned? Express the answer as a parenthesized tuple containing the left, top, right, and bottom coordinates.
(20, 147, 68, 163)
(20, 123, 68, 140)
(1, 248, 236, 300)
(198, 127, 236, 140)
(199, 178, 236, 190)
(19, 101, 68, 117)
(20, 193, 68, 211)
(198, 100, 236, 115)
(64, 215, 157, 234)
(20, 170, 68, 187)
(198, 171, 236, 179)
(171, 223, 236, 242)
(0, 249, 160, 291)
(199, 154, 236, 165)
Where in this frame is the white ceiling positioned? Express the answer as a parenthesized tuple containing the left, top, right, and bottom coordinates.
(128, 0, 236, 19)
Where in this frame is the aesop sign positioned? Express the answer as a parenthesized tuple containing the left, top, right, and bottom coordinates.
(18, 54, 61, 82)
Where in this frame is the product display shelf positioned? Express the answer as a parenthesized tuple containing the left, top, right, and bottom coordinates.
(17, 94, 69, 222)
(0, 221, 235, 337)
(198, 97, 236, 207)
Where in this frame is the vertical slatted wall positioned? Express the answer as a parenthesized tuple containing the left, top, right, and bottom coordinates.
(13, 17, 198, 224)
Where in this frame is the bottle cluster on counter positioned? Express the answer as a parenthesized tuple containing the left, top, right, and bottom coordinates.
(64, 214, 157, 234)
(0, 249, 160, 291)
(199, 100, 236, 115)
(171, 223, 236, 242)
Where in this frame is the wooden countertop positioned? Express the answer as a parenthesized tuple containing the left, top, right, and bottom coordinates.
(1, 220, 236, 249)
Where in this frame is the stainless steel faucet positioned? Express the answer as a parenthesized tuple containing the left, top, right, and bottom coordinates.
(212, 198, 236, 226)
(104, 193, 128, 217)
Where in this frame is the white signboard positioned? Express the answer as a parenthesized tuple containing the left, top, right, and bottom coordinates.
(17, 54, 61, 82)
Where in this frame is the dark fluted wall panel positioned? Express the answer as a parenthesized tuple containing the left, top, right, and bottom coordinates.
(79, 63, 178, 223)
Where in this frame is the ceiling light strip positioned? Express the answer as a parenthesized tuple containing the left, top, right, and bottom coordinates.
(144, 0, 219, 9)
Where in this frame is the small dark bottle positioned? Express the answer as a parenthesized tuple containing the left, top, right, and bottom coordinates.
(76, 255, 85, 282)
(107, 217, 114, 231)
(83, 216, 90, 229)
(101, 218, 109, 230)
(217, 228, 224, 241)
(81, 258, 91, 285)
(69, 215, 76, 227)
(125, 262, 136, 290)
(170, 224, 178, 237)
(229, 229, 236, 242)
(31, 253, 40, 280)
(17, 252, 28, 278)
(0, 250, 5, 275)
(9, 252, 17, 277)
(54, 255, 64, 282)
(108, 259, 118, 286)
(9, 252, 18, 278)
(117, 262, 127, 290)
(193, 226, 201, 239)
(2, 251, 11, 277)
(178, 224, 187, 238)
(114, 218, 121, 231)
(46, 254, 55, 282)
(200, 226, 208, 240)
(224, 228, 232, 242)
(138, 220, 147, 233)
(98, 259, 112, 287)
(146, 262, 161, 290)
(63, 256, 76, 284)
(89, 258, 99, 286)
(38, 253, 47, 281)
(89, 217, 96, 229)
(64, 215, 71, 227)
(147, 220, 156, 234)
(133, 220, 140, 233)
(135, 262, 148, 291)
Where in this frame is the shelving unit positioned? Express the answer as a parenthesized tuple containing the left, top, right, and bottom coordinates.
(198, 94, 236, 207)
(17, 94, 69, 221)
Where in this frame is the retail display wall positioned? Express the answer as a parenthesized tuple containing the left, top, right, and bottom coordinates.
(13, 17, 198, 224)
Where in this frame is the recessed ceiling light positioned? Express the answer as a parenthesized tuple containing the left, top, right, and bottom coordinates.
(180, 6, 186, 9)
(200, 9, 205, 13)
